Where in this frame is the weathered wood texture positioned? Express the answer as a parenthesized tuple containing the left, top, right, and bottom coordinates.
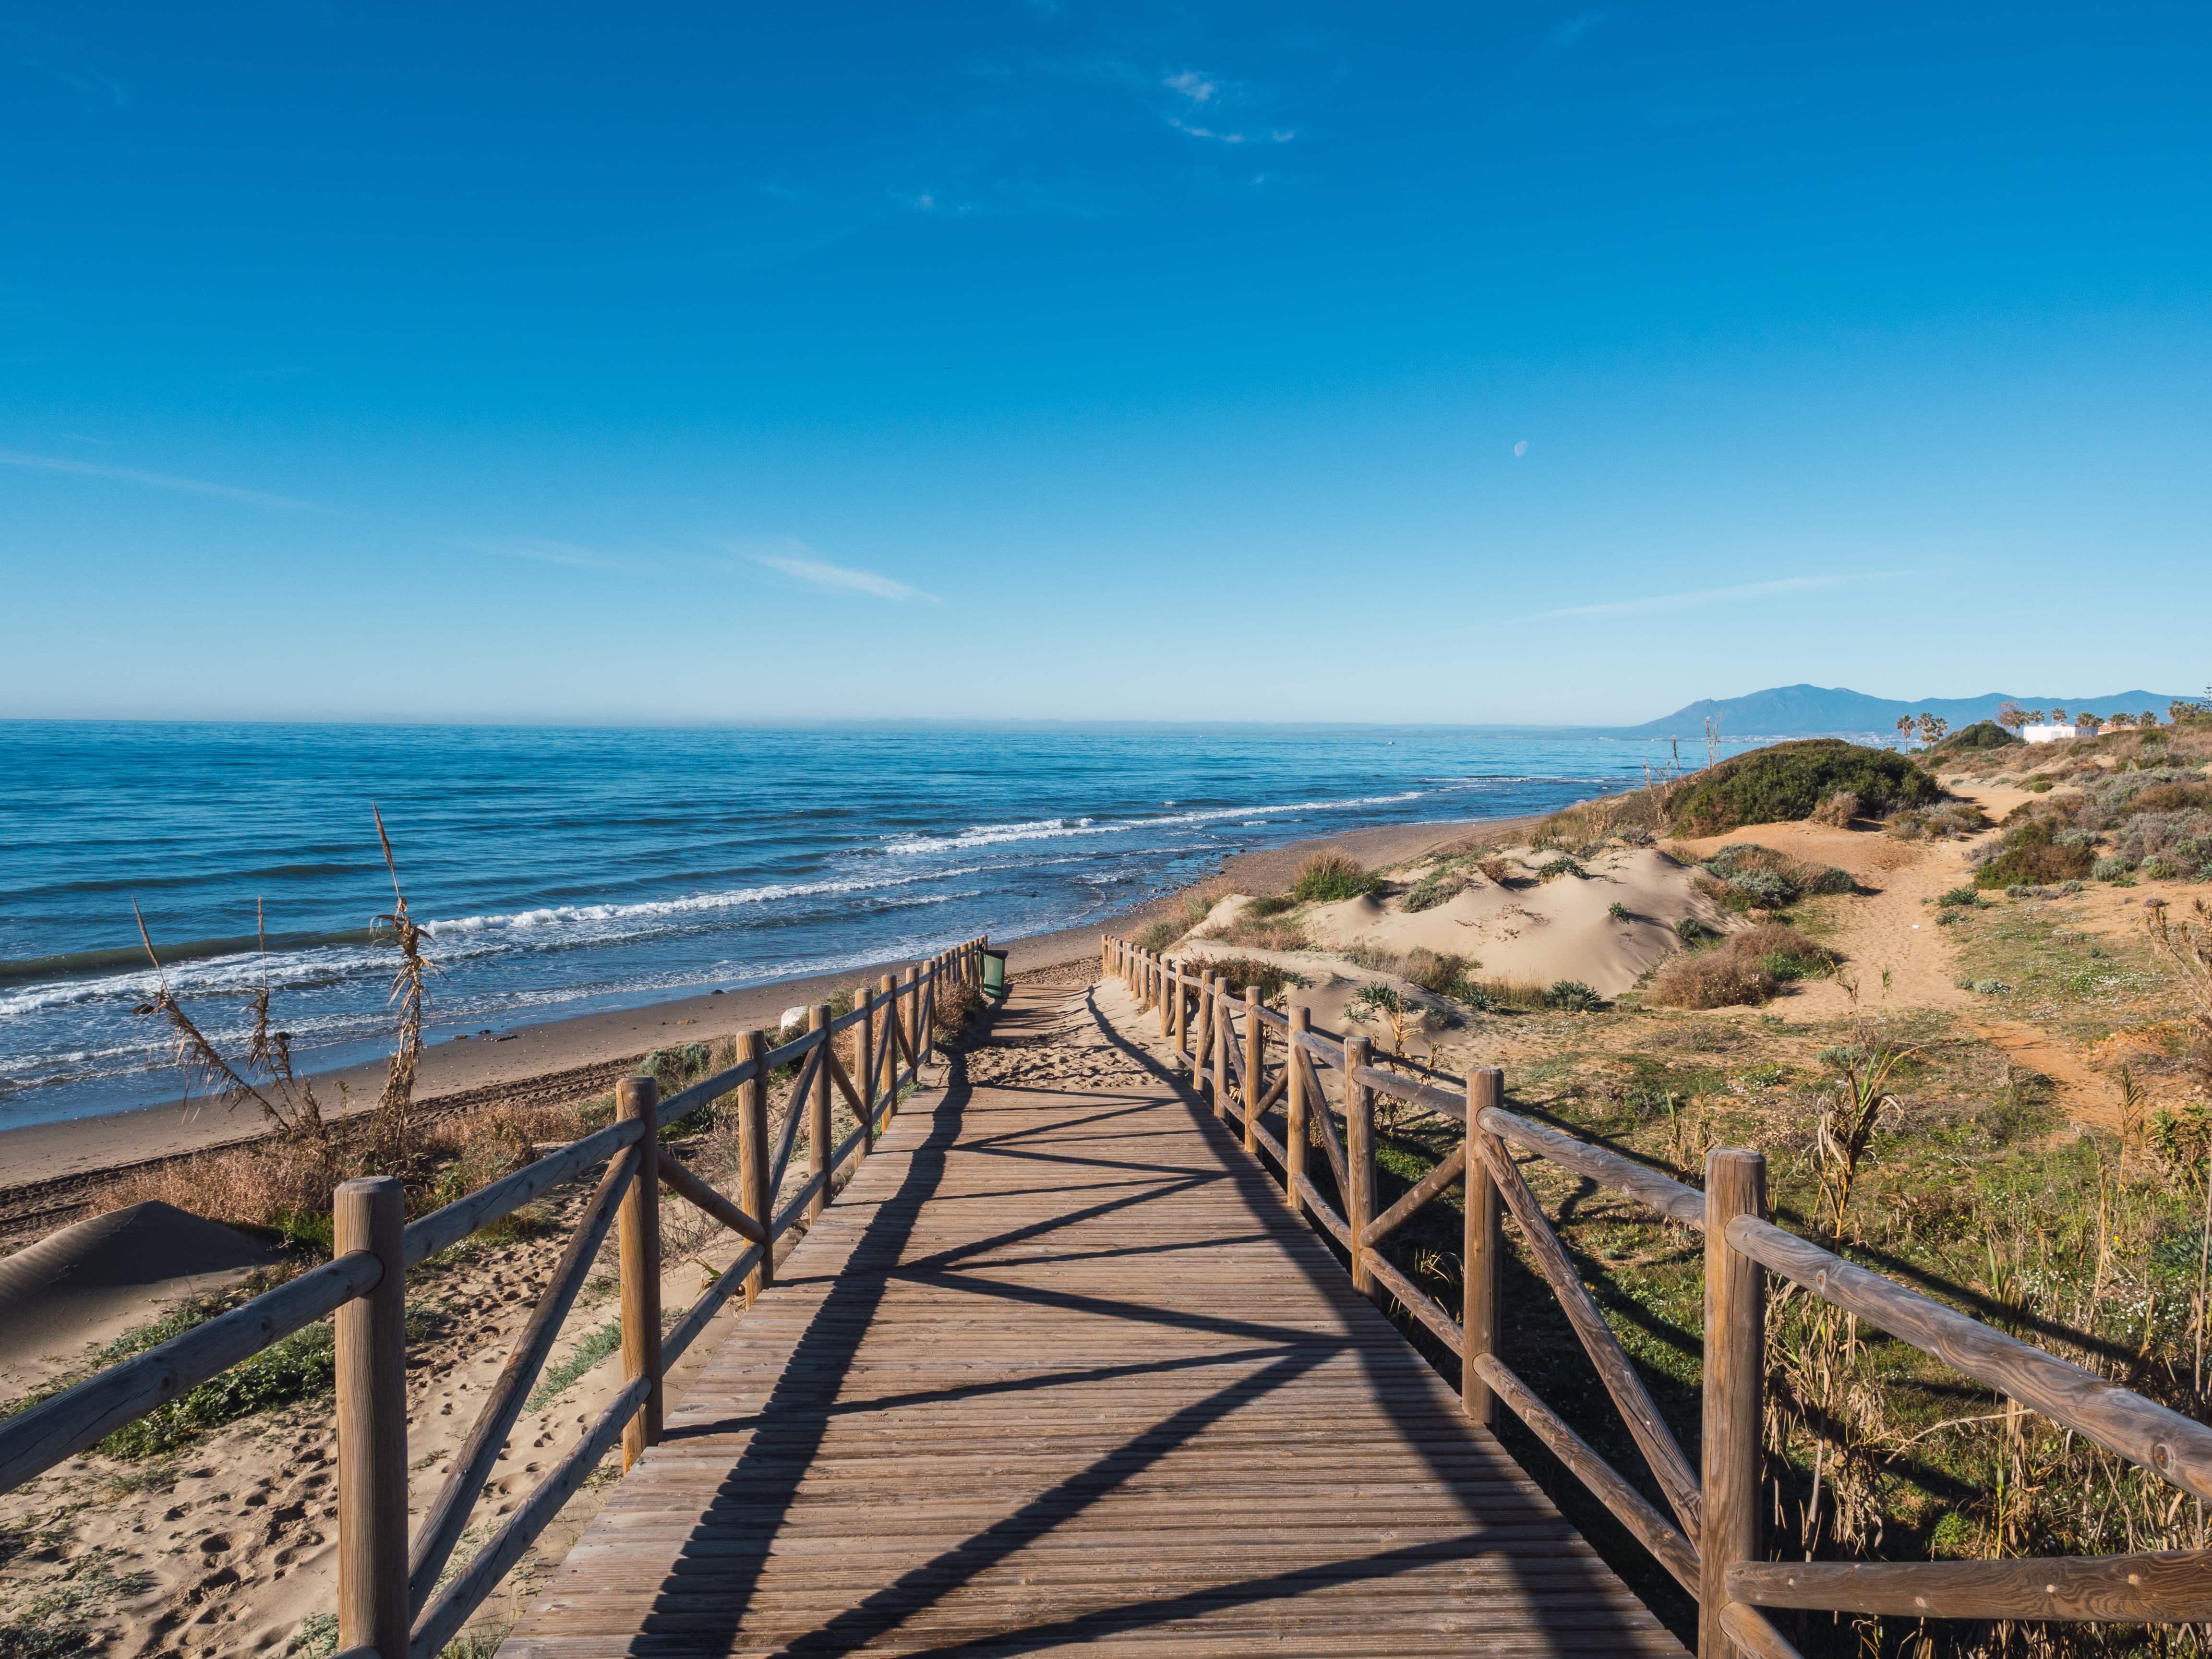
(498, 986, 1686, 1658)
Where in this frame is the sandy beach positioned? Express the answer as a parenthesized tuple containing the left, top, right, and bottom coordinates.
(0, 813, 1528, 1230)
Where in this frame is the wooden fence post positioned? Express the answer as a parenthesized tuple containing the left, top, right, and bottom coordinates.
(1170, 959, 1185, 1053)
(902, 966, 920, 1067)
(857, 987, 877, 1153)
(1346, 1034, 1376, 1298)
(736, 1030, 769, 1296)
(335, 1175, 407, 1659)
(1209, 975, 1227, 1119)
(1285, 1004, 1309, 1208)
(807, 1004, 832, 1223)
(617, 1076, 663, 1469)
(1243, 986, 1262, 1156)
(1465, 1067, 1503, 1425)
(1702, 1148, 1767, 1659)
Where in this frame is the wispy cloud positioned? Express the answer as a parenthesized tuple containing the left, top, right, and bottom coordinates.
(12, 58, 129, 108)
(754, 551, 937, 602)
(451, 534, 623, 570)
(1164, 70, 1220, 105)
(1527, 573, 1895, 621)
(0, 448, 325, 512)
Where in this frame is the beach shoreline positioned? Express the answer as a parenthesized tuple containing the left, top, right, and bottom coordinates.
(0, 809, 1541, 1225)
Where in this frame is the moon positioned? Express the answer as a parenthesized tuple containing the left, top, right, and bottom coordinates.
(1513, 439, 1529, 457)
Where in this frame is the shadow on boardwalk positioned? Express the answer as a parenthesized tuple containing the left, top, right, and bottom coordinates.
(502, 985, 1686, 1656)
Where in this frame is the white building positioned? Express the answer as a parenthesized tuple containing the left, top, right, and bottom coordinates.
(2022, 723, 2087, 744)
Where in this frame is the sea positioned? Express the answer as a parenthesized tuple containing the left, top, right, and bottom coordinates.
(0, 721, 1758, 1131)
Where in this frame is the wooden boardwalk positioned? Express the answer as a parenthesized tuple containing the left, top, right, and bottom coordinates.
(502, 986, 1687, 1657)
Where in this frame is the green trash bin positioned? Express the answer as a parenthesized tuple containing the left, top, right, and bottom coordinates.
(980, 948, 1009, 1001)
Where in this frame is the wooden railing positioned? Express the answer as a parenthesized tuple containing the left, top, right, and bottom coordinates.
(1104, 935, 2212, 1657)
(0, 938, 990, 1659)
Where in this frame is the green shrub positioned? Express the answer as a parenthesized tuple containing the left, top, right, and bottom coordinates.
(1674, 916, 1707, 943)
(1607, 901, 1630, 921)
(1533, 856, 1584, 881)
(1935, 719, 2020, 754)
(1700, 843, 1853, 909)
(1972, 821, 2095, 890)
(1936, 885, 1982, 908)
(1291, 853, 1379, 903)
(1665, 740, 1940, 835)
(1545, 979, 1603, 1012)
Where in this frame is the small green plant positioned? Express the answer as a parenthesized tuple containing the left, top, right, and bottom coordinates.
(1674, 916, 1707, 944)
(1936, 886, 1983, 908)
(1545, 979, 1603, 1012)
(1291, 853, 1380, 904)
(1401, 866, 1472, 913)
(525, 1321, 622, 1411)
(1533, 856, 1584, 881)
(99, 1319, 339, 1458)
(1607, 901, 1631, 921)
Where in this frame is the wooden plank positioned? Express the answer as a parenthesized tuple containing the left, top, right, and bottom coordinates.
(1729, 1214, 2212, 1504)
(496, 984, 1688, 1659)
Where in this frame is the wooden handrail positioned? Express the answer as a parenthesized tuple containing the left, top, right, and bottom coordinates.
(1478, 1106, 1707, 1229)
(408, 1142, 641, 1611)
(661, 1157, 769, 1248)
(1360, 1142, 1466, 1249)
(1475, 1354, 1698, 1595)
(1726, 1552, 2212, 1622)
(1475, 1133, 1704, 1543)
(0, 1248, 385, 1494)
(1730, 1213, 2212, 1503)
(1119, 943, 2212, 1638)
(404, 1116, 643, 1268)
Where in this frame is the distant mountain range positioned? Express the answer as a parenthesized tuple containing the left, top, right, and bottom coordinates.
(1623, 684, 2193, 740)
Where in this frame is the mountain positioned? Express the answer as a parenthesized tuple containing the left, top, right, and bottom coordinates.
(1622, 684, 2191, 739)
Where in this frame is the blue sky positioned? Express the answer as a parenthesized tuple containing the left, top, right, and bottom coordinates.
(3, 3, 2207, 725)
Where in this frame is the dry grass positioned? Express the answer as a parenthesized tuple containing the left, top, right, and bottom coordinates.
(933, 981, 984, 1034)
(1466, 975, 1550, 1010)
(96, 1140, 335, 1235)
(1809, 788, 1859, 827)
(1532, 781, 1671, 846)
(1183, 954, 1308, 1005)
(1645, 919, 1834, 1009)
(1647, 949, 1779, 1010)
(1198, 913, 1310, 952)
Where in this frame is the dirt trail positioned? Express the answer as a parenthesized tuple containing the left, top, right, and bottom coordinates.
(1679, 787, 2122, 1130)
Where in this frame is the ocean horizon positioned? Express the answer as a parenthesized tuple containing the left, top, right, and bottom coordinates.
(0, 719, 1763, 1130)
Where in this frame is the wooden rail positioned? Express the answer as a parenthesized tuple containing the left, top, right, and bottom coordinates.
(1103, 934, 2212, 1653)
(0, 937, 989, 1659)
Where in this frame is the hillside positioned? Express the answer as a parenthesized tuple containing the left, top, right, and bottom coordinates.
(1623, 682, 2187, 738)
